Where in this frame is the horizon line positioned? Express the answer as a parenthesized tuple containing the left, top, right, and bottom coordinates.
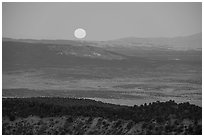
(2, 32, 202, 42)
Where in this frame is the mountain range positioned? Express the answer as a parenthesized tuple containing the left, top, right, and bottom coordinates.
(2, 33, 202, 70)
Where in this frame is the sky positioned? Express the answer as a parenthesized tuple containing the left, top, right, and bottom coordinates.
(2, 2, 202, 41)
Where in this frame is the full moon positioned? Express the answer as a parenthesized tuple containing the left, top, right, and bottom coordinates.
(74, 28, 86, 39)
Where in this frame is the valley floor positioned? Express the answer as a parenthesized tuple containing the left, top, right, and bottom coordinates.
(2, 67, 202, 107)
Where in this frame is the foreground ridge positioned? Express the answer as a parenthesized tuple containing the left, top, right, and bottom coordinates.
(2, 97, 202, 135)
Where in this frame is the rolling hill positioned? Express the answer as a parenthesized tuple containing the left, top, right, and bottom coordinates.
(2, 33, 202, 70)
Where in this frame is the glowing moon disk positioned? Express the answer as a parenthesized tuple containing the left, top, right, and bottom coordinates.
(74, 28, 86, 39)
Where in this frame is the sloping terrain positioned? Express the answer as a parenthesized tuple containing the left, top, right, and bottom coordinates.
(2, 97, 202, 135)
(91, 33, 202, 60)
(98, 32, 202, 50)
(3, 115, 201, 135)
(3, 32, 201, 51)
(2, 35, 202, 107)
(3, 33, 202, 71)
(3, 39, 201, 70)
(2, 41, 127, 70)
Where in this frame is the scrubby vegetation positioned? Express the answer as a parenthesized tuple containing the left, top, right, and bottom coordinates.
(2, 97, 202, 135)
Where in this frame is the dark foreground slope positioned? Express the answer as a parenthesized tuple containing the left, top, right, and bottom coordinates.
(2, 97, 202, 135)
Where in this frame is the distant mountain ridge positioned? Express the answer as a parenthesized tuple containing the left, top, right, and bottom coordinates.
(3, 32, 202, 51)
(96, 32, 202, 51)
(2, 33, 202, 70)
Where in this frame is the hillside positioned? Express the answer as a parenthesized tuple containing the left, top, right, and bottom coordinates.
(2, 41, 130, 71)
(99, 32, 202, 50)
(3, 32, 201, 51)
(3, 33, 201, 69)
(3, 39, 201, 71)
(2, 97, 202, 135)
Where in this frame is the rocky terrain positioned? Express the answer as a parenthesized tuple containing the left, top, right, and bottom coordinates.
(2, 97, 202, 135)
(3, 115, 201, 135)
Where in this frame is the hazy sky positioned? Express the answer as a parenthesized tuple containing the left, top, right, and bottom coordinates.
(3, 2, 202, 41)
